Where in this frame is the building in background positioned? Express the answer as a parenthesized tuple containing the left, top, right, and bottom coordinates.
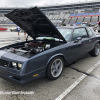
(0, 0, 100, 25)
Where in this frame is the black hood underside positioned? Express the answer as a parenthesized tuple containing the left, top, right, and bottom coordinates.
(5, 7, 66, 42)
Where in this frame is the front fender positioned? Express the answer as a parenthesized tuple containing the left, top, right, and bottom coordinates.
(46, 53, 66, 67)
(95, 40, 100, 46)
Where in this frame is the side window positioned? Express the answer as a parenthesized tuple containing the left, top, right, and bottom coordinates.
(87, 27, 93, 37)
(71, 28, 88, 41)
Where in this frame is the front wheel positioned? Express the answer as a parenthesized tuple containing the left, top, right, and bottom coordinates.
(46, 56, 64, 80)
(89, 43, 100, 57)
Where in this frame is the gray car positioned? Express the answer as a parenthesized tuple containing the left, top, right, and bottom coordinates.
(0, 7, 99, 85)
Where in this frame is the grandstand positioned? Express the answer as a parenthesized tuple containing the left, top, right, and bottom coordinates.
(0, 0, 100, 25)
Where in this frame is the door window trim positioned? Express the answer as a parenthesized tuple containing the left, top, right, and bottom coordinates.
(71, 27, 89, 41)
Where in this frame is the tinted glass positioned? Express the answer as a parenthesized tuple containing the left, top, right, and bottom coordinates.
(87, 27, 93, 37)
(72, 28, 88, 41)
(58, 28, 72, 42)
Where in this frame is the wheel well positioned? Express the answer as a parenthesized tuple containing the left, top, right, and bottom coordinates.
(45, 55, 66, 77)
(98, 41, 100, 45)
(58, 55, 66, 66)
(46, 55, 66, 68)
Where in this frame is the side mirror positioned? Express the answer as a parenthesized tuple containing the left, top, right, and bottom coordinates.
(77, 37, 82, 41)
(74, 37, 82, 43)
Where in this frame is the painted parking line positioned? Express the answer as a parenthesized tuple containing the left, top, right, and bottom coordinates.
(55, 60, 100, 100)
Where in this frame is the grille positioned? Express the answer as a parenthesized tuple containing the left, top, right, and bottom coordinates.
(0, 59, 9, 67)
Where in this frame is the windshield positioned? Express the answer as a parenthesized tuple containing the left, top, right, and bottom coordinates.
(57, 28, 73, 41)
(36, 28, 72, 42)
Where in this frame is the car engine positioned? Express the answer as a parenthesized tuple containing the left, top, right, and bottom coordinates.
(4, 40, 56, 58)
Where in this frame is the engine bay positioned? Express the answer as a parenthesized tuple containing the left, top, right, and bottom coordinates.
(3, 39, 62, 58)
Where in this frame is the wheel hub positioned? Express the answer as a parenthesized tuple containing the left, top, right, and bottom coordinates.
(51, 59, 63, 77)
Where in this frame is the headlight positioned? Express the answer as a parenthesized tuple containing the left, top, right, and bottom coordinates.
(12, 62, 17, 67)
(11, 62, 22, 70)
(18, 63, 22, 68)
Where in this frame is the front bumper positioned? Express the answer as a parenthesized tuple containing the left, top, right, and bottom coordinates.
(0, 50, 45, 85)
(0, 66, 45, 86)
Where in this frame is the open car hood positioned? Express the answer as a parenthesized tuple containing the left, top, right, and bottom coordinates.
(5, 7, 66, 42)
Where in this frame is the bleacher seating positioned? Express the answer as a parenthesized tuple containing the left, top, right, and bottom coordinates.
(0, 10, 100, 25)
(91, 16, 98, 23)
(0, 17, 4, 21)
(58, 12, 66, 19)
(70, 14, 76, 18)
(48, 15, 54, 19)
(82, 13, 88, 17)
(53, 14, 59, 19)
(0, 16, 13, 24)
(84, 17, 90, 22)
(76, 17, 84, 23)
(64, 18, 70, 24)
(76, 13, 82, 17)
(70, 18, 77, 24)
(96, 12, 100, 16)
(89, 13, 95, 17)
(64, 14, 70, 19)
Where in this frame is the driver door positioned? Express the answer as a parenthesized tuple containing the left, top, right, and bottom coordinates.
(67, 27, 90, 63)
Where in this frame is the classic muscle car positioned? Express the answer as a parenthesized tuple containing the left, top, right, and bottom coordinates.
(0, 7, 99, 85)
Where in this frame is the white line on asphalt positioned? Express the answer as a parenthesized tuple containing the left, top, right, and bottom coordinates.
(55, 60, 100, 100)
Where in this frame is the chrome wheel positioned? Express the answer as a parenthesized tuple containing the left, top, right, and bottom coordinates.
(51, 59, 63, 78)
(89, 42, 100, 57)
(95, 43, 99, 56)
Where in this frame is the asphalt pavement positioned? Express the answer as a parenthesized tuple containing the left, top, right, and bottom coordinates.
(0, 31, 100, 100)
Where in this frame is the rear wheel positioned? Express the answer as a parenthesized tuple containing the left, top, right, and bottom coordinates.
(46, 56, 64, 80)
(89, 43, 100, 56)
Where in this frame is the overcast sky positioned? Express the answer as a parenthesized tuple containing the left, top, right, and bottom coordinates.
(0, 0, 94, 7)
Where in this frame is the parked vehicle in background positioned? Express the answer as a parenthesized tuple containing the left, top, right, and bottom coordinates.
(0, 27, 7, 31)
(10, 28, 23, 32)
(10, 28, 17, 32)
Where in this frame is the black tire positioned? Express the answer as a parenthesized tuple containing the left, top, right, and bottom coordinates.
(46, 56, 64, 80)
(89, 42, 100, 57)
(98, 30, 100, 32)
